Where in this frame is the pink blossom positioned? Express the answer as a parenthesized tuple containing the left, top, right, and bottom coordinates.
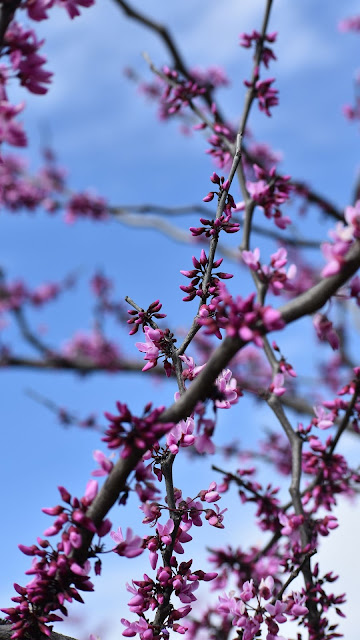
(190, 66, 229, 88)
(84, 479, 98, 503)
(269, 373, 286, 397)
(344, 200, 360, 239)
(180, 354, 205, 380)
(339, 15, 360, 32)
(0, 101, 27, 147)
(193, 422, 216, 454)
(312, 405, 335, 430)
(265, 600, 287, 623)
(239, 30, 277, 68)
(91, 450, 114, 476)
(166, 417, 195, 454)
(215, 368, 238, 408)
(259, 576, 274, 600)
(242, 248, 260, 270)
(198, 284, 284, 346)
(156, 519, 174, 546)
(63, 330, 121, 368)
(121, 616, 153, 639)
(313, 314, 339, 350)
(321, 223, 353, 277)
(110, 527, 144, 558)
(205, 504, 227, 528)
(135, 326, 163, 371)
(201, 481, 220, 503)
(240, 579, 256, 602)
(244, 77, 279, 116)
(5, 22, 53, 94)
(57, 0, 95, 20)
(65, 192, 108, 223)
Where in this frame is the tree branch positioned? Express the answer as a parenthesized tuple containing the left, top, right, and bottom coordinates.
(0, 623, 77, 640)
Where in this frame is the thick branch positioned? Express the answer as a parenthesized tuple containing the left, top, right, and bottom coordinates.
(0, 624, 76, 640)
(279, 240, 360, 323)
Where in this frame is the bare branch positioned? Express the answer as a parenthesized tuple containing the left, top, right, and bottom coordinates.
(110, 204, 322, 249)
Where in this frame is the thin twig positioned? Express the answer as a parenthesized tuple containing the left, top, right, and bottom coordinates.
(113, 0, 226, 122)
(177, 134, 243, 356)
(266, 395, 318, 623)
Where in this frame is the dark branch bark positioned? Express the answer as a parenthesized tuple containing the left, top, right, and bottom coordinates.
(0, 1, 20, 48)
(0, 623, 76, 640)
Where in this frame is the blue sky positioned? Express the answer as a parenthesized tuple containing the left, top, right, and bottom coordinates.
(1, 1, 360, 639)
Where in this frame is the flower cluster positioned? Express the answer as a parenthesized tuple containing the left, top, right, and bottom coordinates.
(190, 212, 240, 238)
(218, 576, 307, 640)
(166, 418, 196, 455)
(245, 165, 292, 228)
(121, 476, 227, 637)
(189, 66, 229, 89)
(0, 274, 73, 314)
(241, 29, 278, 117)
(245, 76, 279, 117)
(166, 371, 238, 455)
(122, 561, 217, 639)
(135, 326, 166, 371)
(0, 153, 65, 212)
(110, 527, 144, 559)
(259, 431, 292, 475)
(302, 434, 360, 512)
(338, 14, 360, 32)
(4, 22, 53, 95)
(205, 121, 236, 170)
(135, 325, 175, 375)
(0, 100, 27, 148)
(180, 250, 233, 302)
(62, 331, 121, 369)
(320, 201, 360, 276)
(1, 481, 109, 639)
(64, 192, 108, 223)
(156, 66, 207, 118)
(202, 172, 237, 210)
(197, 284, 284, 344)
(25, 0, 95, 21)
(103, 402, 174, 458)
(242, 246, 297, 295)
(127, 300, 166, 336)
(239, 30, 277, 68)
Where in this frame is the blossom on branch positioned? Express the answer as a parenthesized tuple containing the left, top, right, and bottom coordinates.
(198, 283, 284, 345)
(111, 527, 144, 558)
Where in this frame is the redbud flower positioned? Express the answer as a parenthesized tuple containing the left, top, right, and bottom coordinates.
(203, 191, 215, 202)
(111, 527, 144, 558)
